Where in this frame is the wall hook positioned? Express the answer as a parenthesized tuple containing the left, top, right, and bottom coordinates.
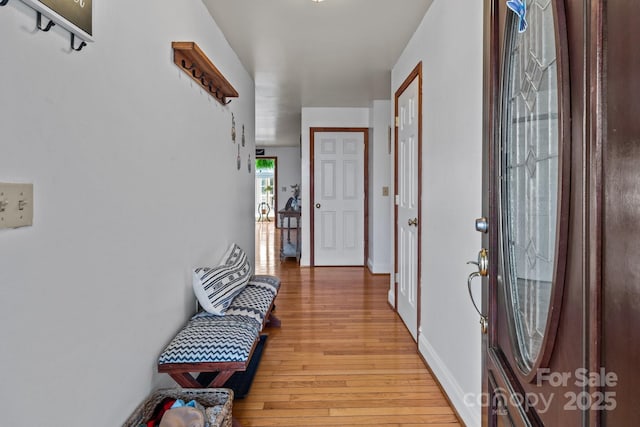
(191, 69, 205, 79)
(37, 12, 56, 32)
(70, 33, 86, 51)
(215, 89, 230, 105)
(0, 0, 10, 6)
(180, 60, 196, 71)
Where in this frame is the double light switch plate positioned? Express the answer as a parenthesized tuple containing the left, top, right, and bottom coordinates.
(0, 183, 34, 229)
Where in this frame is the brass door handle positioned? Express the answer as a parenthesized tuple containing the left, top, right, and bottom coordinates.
(407, 218, 418, 226)
(466, 248, 489, 334)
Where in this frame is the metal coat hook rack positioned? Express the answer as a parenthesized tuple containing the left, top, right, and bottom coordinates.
(36, 12, 55, 32)
(2, 0, 90, 52)
(70, 33, 86, 51)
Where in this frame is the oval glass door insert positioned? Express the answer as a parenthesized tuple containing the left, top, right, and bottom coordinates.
(501, 0, 560, 372)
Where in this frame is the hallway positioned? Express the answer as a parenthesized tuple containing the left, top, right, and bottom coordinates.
(231, 223, 461, 426)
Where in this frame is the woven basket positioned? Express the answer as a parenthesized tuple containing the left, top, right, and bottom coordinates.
(122, 388, 233, 427)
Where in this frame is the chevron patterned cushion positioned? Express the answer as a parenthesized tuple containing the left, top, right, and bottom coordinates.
(192, 243, 252, 316)
(158, 316, 259, 364)
(192, 274, 281, 326)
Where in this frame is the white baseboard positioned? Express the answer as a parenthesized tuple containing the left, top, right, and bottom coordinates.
(419, 332, 481, 427)
(367, 258, 391, 274)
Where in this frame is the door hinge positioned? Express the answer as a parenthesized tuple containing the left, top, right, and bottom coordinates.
(395, 194, 400, 205)
(395, 116, 399, 127)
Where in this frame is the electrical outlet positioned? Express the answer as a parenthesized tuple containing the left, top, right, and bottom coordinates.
(0, 183, 33, 229)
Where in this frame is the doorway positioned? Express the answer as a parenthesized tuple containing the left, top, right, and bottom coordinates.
(255, 157, 277, 224)
(394, 63, 422, 341)
(310, 128, 368, 266)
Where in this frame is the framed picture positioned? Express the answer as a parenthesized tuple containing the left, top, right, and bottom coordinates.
(20, 0, 93, 41)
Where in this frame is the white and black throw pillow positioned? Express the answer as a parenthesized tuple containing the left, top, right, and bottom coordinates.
(192, 243, 252, 315)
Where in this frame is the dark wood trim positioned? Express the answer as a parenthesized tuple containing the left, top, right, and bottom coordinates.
(393, 62, 423, 339)
(481, 1, 499, 425)
(309, 127, 369, 267)
(586, 1, 604, 424)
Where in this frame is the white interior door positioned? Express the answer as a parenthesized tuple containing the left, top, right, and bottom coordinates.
(313, 131, 365, 266)
(396, 76, 420, 340)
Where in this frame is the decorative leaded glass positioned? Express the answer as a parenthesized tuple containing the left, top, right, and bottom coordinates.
(501, 0, 559, 371)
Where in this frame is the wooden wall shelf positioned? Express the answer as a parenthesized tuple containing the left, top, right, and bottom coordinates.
(172, 41, 238, 105)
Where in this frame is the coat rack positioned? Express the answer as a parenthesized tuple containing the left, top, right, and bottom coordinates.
(1, 0, 90, 52)
(172, 42, 239, 106)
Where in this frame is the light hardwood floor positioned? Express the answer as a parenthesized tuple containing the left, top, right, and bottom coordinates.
(233, 222, 462, 426)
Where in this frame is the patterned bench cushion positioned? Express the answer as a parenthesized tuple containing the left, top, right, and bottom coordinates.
(192, 275, 281, 326)
(225, 284, 277, 326)
(249, 275, 281, 292)
(158, 317, 259, 364)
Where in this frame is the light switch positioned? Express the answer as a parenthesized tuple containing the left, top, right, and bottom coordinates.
(382, 186, 389, 196)
(0, 183, 33, 229)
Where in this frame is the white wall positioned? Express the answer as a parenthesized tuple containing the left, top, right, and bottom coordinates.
(368, 100, 392, 274)
(0, 1, 255, 425)
(300, 108, 370, 266)
(391, 0, 484, 425)
(256, 146, 301, 227)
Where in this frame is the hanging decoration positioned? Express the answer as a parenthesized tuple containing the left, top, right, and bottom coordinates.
(241, 124, 246, 147)
(506, 0, 527, 33)
(231, 113, 236, 143)
(236, 145, 241, 170)
(248, 154, 252, 173)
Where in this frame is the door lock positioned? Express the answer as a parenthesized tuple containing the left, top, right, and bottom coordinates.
(467, 247, 488, 276)
(315, 203, 321, 208)
(407, 217, 418, 227)
(475, 217, 489, 233)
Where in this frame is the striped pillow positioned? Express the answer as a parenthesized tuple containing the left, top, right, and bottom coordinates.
(192, 243, 252, 315)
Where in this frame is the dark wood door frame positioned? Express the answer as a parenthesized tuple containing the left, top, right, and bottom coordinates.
(393, 62, 423, 339)
(309, 127, 369, 267)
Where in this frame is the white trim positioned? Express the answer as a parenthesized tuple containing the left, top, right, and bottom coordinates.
(419, 332, 481, 427)
(367, 258, 391, 274)
(387, 288, 395, 307)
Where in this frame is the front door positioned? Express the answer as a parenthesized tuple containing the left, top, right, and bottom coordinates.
(394, 64, 421, 340)
(311, 129, 367, 266)
(476, 0, 589, 424)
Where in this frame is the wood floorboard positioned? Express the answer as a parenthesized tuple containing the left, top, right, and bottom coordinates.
(233, 223, 462, 426)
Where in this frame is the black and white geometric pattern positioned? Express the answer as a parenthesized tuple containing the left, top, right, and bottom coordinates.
(192, 275, 280, 327)
(158, 316, 259, 364)
(192, 243, 253, 316)
(225, 284, 276, 326)
(249, 275, 281, 292)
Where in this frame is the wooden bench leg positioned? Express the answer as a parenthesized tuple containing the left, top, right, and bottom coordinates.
(169, 372, 201, 388)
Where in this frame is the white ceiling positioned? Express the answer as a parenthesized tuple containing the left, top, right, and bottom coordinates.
(202, 0, 433, 147)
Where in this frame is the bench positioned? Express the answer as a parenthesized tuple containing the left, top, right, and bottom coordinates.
(157, 244, 281, 389)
